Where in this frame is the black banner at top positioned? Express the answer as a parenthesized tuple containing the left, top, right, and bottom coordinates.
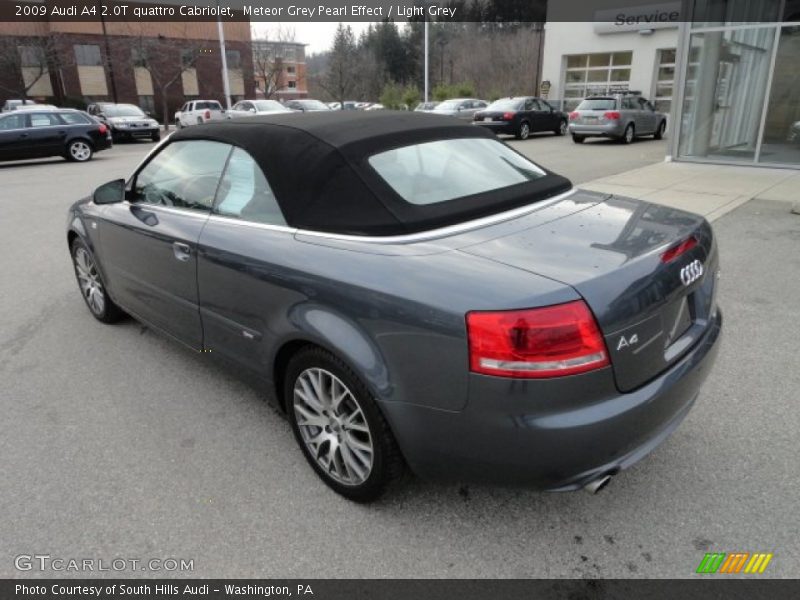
(1, 0, 796, 23)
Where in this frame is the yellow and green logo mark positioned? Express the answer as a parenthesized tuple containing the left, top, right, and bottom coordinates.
(696, 552, 773, 574)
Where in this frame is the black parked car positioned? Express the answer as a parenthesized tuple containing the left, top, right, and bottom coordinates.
(474, 97, 568, 140)
(0, 109, 111, 162)
(87, 102, 160, 142)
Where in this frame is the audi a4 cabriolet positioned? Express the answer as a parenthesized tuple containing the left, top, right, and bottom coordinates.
(67, 111, 722, 501)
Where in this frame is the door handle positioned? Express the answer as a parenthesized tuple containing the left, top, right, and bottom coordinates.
(172, 242, 191, 262)
(18, 133, 28, 139)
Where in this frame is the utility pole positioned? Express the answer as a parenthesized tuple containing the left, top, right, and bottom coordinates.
(423, 18, 429, 102)
(216, 0, 231, 109)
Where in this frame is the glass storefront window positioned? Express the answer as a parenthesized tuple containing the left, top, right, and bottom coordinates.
(690, 0, 782, 28)
(758, 26, 800, 165)
(677, 27, 775, 162)
(563, 52, 633, 110)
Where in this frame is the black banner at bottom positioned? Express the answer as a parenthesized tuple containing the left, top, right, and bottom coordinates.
(2, 579, 799, 600)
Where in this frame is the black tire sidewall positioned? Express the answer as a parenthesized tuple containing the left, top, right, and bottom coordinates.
(284, 347, 398, 502)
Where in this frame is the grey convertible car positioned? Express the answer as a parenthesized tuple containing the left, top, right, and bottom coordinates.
(67, 112, 721, 501)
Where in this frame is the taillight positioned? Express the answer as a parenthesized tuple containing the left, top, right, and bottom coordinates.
(204, 110, 211, 120)
(466, 300, 609, 379)
(569, 111, 579, 120)
(502, 112, 515, 121)
(661, 235, 698, 263)
(603, 111, 621, 120)
(97, 123, 107, 135)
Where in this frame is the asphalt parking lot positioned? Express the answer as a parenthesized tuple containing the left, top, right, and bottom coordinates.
(1, 134, 798, 578)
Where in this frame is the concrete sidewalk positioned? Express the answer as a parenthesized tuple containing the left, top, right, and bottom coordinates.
(580, 160, 799, 221)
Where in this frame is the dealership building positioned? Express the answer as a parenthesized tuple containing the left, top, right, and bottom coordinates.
(542, 1, 800, 169)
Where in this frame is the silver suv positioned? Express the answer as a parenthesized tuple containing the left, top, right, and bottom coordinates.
(568, 92, 666, 144)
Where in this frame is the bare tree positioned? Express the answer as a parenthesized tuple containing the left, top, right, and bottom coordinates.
(313, 24, 358, 106)
(120, 25, 209, 131)
(252, 25, 299, 99)
(0, 35, 70, 100)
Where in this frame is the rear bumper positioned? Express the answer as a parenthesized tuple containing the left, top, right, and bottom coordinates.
(111, 126, 159, 138)
(569, 122, 625, 138)
(473, 121, 516, 135)
(381, 309, 722, 489)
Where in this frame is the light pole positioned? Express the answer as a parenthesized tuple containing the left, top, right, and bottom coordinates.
(423, 18, 429, 102)
(216, 0, 231, 109)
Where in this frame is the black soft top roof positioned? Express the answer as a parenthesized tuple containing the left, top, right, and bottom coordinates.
(170, 111, 572, 236)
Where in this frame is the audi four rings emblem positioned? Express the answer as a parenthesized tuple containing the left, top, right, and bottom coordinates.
(680, 259, 704, 286)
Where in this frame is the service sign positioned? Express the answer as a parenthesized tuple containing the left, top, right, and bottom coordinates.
(593, 2, 682, 34)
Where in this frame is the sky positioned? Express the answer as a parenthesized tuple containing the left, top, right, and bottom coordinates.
(250, 22, 377, 55)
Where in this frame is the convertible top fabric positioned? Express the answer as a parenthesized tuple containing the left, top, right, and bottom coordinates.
(170, 111, 572, 236)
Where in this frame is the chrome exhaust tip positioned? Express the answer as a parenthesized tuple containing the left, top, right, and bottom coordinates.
(583, 474, 612, 494)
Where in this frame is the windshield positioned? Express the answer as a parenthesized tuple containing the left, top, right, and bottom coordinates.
(299, 100, 330, 110)
(104, 105, 146, 117)
(577, 98, 617, 111)
(486, 99, 523, 111)
(369, 138, 546, 205)
(254, 100, 288, 112)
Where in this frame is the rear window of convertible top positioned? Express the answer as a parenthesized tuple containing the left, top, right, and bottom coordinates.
(367, 137, 546, 206)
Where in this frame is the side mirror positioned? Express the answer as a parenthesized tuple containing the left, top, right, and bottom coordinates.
(93, 179, 125, 205)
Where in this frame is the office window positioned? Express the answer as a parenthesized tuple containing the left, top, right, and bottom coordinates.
(286, 66, 296, 74)
(132, 48, 147, 68)
(18, 45, 44, 67)
(283, 46, 296, 61)
(138, 95, 155, 113)
(181, 49, 197, 68)
(74, 44, 102, 66)
(226, 50, 241, 68)
(653, 49, 676, 113)
(563, 51, 632, 110)
(287, 80, 296, 89)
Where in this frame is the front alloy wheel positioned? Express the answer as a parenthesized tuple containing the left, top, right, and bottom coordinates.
(66, 140, 93, 162)
(621, 124, 635, 144)
(70, 238, 124, 323)
(286, 347, 403, 502)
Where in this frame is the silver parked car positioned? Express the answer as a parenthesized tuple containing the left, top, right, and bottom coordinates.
(431, 98, 489, 121)
(568, 93, 667, 144)
(227, 99, 293, 118)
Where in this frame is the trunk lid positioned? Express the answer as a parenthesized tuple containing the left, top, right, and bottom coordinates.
(460, 194, 719, 392)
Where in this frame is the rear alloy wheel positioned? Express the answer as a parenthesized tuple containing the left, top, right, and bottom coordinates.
(621, 124, 635, 144)
(654, 120, 666, 140)
(555, 120, 567, 136)
(516, 121, 531, 140)
(286, 347, 403, 502)
(572, 134, 585, 144)
(66, 139, 93, 162)
(70, 238, 124, 323)
(175, 120, 183, 130)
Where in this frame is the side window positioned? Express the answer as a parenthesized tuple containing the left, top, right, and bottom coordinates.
(132, 141, 231, 212)
(28, 113, 61, 127)
(622, 97, 636, 110)
(58, 112, 91, 125)
(0, 114, 26, 130)
(214, 147, 287, 226)
(523, 99, 535, 110)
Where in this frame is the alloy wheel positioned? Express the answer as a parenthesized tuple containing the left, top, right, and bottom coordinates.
(73, 247, 105, 315)
(293, 367, 374, 486)
(624, 125, 634, 144)
(69, 141, 92, 161)
(519, 123, 530, 140)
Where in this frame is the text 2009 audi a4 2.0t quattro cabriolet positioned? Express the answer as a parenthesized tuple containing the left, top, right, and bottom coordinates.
(67, 112, 721, 501)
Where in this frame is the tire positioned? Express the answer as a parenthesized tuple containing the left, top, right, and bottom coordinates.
(572, 134, 585, 144)
(654, 120, 666, 140)
(70, 237, 125, 323)
(65, 139, 93, 162)
(196, 117, 203, 125)
(175, 120, 183, 130)
(515, 121, 531, 140)
(285, 347, 404, 502)
(151, 131, 161, 142)
(555, 119, 567, 136)
(621, 123, 635, 144)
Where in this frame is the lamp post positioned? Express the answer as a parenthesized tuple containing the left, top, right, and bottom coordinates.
(216, 0, 231, 109)
(423, 18, 429, 102)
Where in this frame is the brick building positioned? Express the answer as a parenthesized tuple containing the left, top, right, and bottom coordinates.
(251, 40, 308, 100)
(0, 20, 255, 123)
